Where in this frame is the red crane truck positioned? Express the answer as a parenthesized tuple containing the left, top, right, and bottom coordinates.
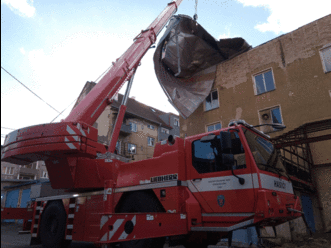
(1, 1, 303, 247)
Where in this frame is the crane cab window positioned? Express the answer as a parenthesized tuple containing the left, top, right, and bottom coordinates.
(192, 132, 246, 174)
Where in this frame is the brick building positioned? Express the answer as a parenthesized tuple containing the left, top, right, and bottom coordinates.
(74, 82, 180, 161)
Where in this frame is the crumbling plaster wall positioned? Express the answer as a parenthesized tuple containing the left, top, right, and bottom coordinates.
(180, 14, 331, 138)
(94, 106, 112, 144)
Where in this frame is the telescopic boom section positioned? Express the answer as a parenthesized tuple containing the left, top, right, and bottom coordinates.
(65, 0, 183, 126)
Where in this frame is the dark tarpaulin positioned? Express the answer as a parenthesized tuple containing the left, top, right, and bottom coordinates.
(153, 15, 251, 118)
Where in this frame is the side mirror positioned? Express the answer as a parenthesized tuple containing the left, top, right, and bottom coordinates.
(220, 131, 231, 153)
(222, 154, 245, 185)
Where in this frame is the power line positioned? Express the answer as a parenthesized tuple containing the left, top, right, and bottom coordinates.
(50, 81, 93, 123)
(1, 66, 61, 114)
(1, 127, 15, 130)
(50, 98, 77, 123)
(50, 63, 113, 123)
(94, 65, 112, 83)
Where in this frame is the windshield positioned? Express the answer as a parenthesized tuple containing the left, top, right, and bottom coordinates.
(243, 128, 287, 177)
(192, 132, 247, 174)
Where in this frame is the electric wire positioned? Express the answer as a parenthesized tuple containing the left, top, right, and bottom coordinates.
(51, 64, 112, 123)
(49, 81, 93, 123)
(1, 127, 15, 130)
(50, 98, 77, 123)
(94, 65, 112, 83)
(1, 66, 61, 114)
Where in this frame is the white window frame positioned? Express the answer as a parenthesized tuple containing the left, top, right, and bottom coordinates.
(252, 68, 276, 95)
(2, 167, 14, 175)
(161, 128, 169, 134)
(206, 122, 222, 132)
(204, 89, 219, 111)
(258, 105, 284, 133)
(319, 43, 331, 73)
(116, 140, 122, 154)
(147, 124, 155, 130)
(148, 137, 155, 147)
(41, 171, 48, 178)
(129, 122, 137, 132)
(174, 118, 180, 127)
(128, 143, 137, 154)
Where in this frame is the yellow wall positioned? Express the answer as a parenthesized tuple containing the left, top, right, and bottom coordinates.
(180, 15, 331, 138)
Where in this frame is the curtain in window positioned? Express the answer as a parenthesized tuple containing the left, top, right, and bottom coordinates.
(255, 74, 265, 94)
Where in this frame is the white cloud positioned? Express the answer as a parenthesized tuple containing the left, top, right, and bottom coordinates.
(236, 0, 331, 34)
(219, 32, 231, 39)
(19, 47, 26, 55)
(1, 0, 36, 18)
(218, 25, 237, 39)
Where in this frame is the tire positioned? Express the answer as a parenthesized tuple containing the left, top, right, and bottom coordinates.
(39, 201, 70, 248)
(117, 191, 165, 248)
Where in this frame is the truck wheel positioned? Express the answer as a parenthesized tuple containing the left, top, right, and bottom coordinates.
(40, 201, 70, 248)
(117, 191, 165, 248)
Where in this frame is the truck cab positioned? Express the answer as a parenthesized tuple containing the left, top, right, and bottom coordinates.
(181, 120, 301, 230)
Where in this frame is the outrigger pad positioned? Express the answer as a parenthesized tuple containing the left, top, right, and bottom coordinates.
(154, 15, 251, 118)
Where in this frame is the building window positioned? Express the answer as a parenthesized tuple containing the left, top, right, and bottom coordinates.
(2, 167, 14, 175)
(161, 128, 169, 134)
(254, 70, 275, 95)
(148, 137, 155, 147)
(128, 143, 136, 154)
(129, 122, 137, 132)
(116, 141, 121, 154)
(41, 171, 48, 178)
(206, 122, 222, 132)
(205, 90, 219, 111)
(147, 124, 155, 130)
(259, 106, 283, 133)
(174, 118, 180, 127)
(320, 43, 331, 73)
(18, 175, 34, 180)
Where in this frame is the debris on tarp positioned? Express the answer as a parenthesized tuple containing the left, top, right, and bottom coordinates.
(154, 15, 251, 118)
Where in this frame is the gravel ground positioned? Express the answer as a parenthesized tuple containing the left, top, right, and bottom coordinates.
(2, 222, 330, 248)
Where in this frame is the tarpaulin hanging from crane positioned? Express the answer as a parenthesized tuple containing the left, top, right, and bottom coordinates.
(153, 15, 251, 118)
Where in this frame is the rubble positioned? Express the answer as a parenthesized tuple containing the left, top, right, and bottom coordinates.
(262, 233, 331, 248)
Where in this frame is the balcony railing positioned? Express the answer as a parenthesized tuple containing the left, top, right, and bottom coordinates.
(120, 124, 132, 135)
(19, 167, 38, 175)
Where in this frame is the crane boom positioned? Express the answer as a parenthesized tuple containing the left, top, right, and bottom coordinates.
(65, 0, 183, 126)
(1, 0, 183, 189)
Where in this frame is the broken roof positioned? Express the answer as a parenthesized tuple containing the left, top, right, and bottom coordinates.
(153, 15, 251, 118)
(112, 94, 174, 129)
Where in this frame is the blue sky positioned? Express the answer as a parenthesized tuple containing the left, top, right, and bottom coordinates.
(1, 0, 331, 144)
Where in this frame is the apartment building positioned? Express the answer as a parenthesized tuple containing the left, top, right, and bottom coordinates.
(1, 145, 49, 209)
(74, 82, 180, 161)
(179, 14, 331, 238)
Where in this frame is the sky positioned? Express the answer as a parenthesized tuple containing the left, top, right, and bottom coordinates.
(1, 0, 331, 145)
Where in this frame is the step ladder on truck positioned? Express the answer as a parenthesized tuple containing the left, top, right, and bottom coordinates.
(1, 0, 303, 247)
